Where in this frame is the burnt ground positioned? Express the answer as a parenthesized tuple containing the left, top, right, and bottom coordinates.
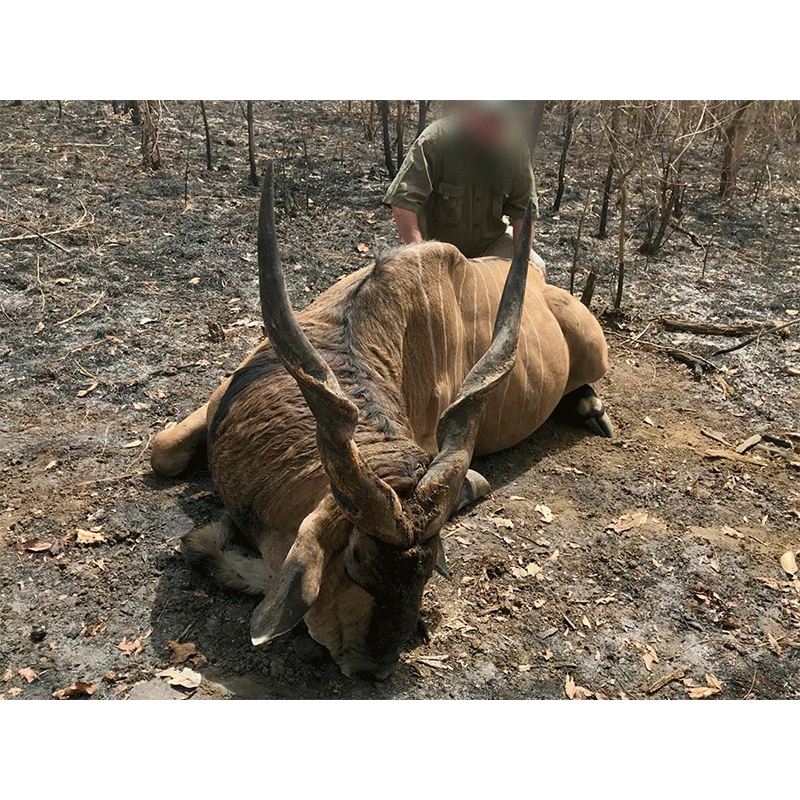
(0, 100, 798, 700)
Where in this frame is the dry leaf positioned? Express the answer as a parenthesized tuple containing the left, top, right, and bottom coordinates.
(565, 674, 593, 699)
(2, 669, 13, 682)
(188, 277, 201, 285)
(167, 640, 199, 665)
(118, 628, 152, 657)
(705, 673, 723, 691)
(122, 439, 143, 449)
(642, 646, 659, 672)
(76, 382, 98, 397)
(493, 517, 514, 530)
(75, 528, 106, 545)
(766, 630, 783, 656)
(18, 667, 37, 683)
(53, 681, 95, 699)
(356, 243, 369, 253)
(45, 459, 58, 471)
(644, 416, 654, 426)
(684, 673, 722, 699)
(686, 685, 719, 699)
(780, 551, 798, 576)
(156, 667, 202, 689)
(535, 504, 553, 524)
(607, 511, 648, 534)
(21, 539, 53, 552)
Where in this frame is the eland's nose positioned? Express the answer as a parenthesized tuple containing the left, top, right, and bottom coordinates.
(340, 653, 398, 681)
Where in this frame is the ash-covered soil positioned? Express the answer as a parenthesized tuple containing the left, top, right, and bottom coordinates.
(1, 101, 798, 700)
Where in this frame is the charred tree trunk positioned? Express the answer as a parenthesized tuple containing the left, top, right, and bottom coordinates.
(417, 100, 429, 138)
(580, 270, 597, 308)
(552, 101, 575, 213)
(184, 102, 199, 206)
(396, 101, 405, 169)
(247, 101, 258, 186)
(570, 189, 591, 293)
(380, 101, 396, 178)
(141, 101, 161, 170)
(199, 100, 213, 170)
(720, 101, 753, 198)
(614, 181, 628, 309)
(599, 103, 619, 239)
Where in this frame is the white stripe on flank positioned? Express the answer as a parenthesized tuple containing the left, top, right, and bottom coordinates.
(471, 268, 478, 366)
(477, 268, 492, 357)
(416, 253, 439, 416)
(527, 295, 543, 427)
(437, 260, 449, 405)
(456, 262, 467, 385)
(517, 327, 530, 439)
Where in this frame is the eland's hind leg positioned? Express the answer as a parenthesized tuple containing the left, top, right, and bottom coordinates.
(542, 285, 613, 438)
(151, 403, 210, 476)
(556, 384, 614, 438)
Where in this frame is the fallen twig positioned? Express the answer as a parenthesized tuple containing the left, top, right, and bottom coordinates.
(712, 317, 800, 356)
(0, 204, 91, 248)
(35, 255, 45, 312)
(646, 665, 688, 695)
(659, 316, 774, 337)
(700, 429, 734, 449)
(55, 291, 105, 326)
(704, 448, 765, 466)
(76, 470, 148, 487)
(608, 329, 718, 372)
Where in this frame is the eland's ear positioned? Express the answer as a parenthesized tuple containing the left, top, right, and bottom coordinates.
(250, 538, 324, 645)
(250, 494, 347, 646)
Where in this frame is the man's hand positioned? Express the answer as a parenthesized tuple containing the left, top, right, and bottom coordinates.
(392, 206, 424, 245)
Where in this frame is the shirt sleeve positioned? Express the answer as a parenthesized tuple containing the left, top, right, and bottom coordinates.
(503, 145, 538, 219)
(383, 133, 436, 212)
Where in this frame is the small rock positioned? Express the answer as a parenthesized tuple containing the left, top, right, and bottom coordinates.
(30, 626, 46, 643)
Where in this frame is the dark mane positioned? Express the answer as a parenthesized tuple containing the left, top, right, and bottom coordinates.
(210, 259, 412, 450)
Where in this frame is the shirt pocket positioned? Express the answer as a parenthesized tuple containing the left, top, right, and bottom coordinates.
(433, 181, 465, 225)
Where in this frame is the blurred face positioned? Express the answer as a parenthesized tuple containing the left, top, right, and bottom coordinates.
(303, 529, 439, 679)
(458, 103, 515, 150)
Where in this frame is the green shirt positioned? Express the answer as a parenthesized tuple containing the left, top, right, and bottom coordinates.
(383, 116, 537, 258)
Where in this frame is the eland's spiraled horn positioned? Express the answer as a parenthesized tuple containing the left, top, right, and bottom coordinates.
(257, 162, 411, 546)
(410, 200, 535, 538)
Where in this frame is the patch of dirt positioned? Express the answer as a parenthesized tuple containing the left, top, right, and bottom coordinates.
(1, 101, 798, 700)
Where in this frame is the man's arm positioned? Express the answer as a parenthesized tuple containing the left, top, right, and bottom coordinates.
(392, 205, 424, 245)
(511, 216, 537, 249)
(384, 126, 437, 244)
